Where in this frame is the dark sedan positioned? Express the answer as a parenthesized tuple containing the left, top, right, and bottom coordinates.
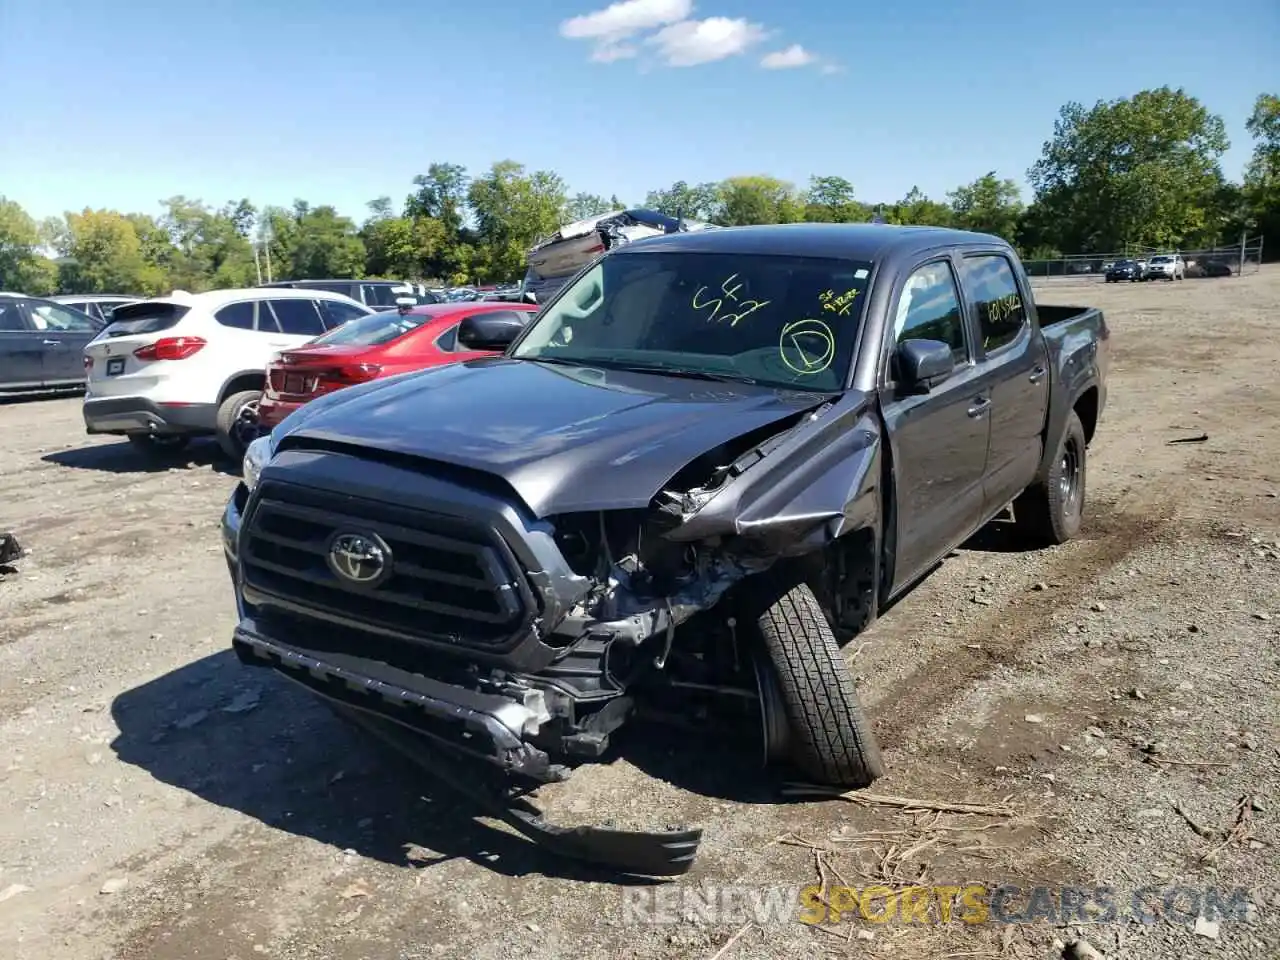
(0, 294, 103, 393)
(1104, 259, 1144, 282)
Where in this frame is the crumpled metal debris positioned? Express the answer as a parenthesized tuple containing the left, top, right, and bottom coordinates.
(0, 531, 24, 567)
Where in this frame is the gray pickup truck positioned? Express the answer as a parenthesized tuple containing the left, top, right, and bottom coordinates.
(221, 223, 1108, 874)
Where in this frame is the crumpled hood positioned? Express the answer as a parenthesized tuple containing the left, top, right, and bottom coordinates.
(276, 358, 830, 516)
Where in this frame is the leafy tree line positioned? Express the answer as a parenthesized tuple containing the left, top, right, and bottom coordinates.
(1, 87, 1275, 297)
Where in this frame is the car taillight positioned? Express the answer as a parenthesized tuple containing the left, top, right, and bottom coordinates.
(133, 336, 206, 361)
(84, 356, 93, 371)
(315, 363, 382, 392)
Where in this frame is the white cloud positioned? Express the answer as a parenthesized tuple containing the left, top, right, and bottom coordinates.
(820, 62, 843, 75)
(647, 17, 767, 67)
(560, 0, 692, 45)
(760, 44, 816, 69)
(591, 42, 639, 62)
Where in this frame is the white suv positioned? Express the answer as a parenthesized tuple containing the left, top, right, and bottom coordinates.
(1145, 254, 1185, 280)
(82, 288, 372, 459)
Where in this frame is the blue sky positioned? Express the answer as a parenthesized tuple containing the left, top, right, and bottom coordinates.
(1, 0, 1275, 225)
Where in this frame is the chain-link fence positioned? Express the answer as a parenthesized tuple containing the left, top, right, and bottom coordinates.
(1025, 235, 1265, 282)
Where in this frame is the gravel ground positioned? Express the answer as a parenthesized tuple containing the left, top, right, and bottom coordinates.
(1, 269, 1277, 960)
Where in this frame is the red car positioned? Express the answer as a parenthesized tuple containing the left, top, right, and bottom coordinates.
(257, 302, 538, 429)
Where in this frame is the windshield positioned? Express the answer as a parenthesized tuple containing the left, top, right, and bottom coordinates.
(312, 310, 430, 346)
(511, 251, 873, 391)
(1150, 256, 1173, 263)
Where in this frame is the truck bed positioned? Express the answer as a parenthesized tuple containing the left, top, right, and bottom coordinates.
(1037, 303, 1096, 328)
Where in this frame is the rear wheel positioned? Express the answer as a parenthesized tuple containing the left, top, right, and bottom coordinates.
(216, 390, 262, 462)
(1014, 409, 1087, 545)
(751, 577, 883, 788)
(127, 434, 190, 455)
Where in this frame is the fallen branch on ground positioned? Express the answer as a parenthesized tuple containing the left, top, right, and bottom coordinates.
(782, 785, 1017, 818)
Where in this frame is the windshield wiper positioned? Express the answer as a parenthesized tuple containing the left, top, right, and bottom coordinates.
(601, 361, 756, 384)
(523, 355, 755, 384)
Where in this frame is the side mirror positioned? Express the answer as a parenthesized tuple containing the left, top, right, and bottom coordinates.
(896, 339, 955, 392)
(456, 311, 529, 352)
(523, 291, 538, 304)
(394, 295, 417, 308)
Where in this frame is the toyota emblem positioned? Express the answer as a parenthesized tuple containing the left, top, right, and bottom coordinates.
(327, 531, 391, 585)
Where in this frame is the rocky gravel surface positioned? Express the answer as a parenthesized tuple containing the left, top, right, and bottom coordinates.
(0, 269, 1277, 960)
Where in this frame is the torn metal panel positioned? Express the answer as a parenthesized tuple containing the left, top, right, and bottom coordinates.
(657, 392, 882, 550)
(0, 531, 24, 566)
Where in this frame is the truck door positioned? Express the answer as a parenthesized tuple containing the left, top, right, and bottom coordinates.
(881, 257, 991, 592)
(957, 253, 1049, 516)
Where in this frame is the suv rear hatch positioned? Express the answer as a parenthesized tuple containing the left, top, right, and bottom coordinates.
(84, 300, 196, 396)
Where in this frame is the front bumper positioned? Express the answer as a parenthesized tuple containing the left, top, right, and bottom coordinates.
(231, 617, 563, 779)
(84, 396, 216, 436)
(219, 469, 577, 781)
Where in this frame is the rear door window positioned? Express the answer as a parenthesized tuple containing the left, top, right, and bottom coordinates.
(215, 302, 255, 330)
(0, 301, 30, 331)
(959, 254, 1027, 354)
(434, 324, 458, 351)
(361, 284, 399, 308)
(319, 299, 370, 329)
(267, 298, 326, 336)
(30, 302, 99, 332)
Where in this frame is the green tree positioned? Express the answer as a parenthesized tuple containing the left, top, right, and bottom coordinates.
(715, 176, 804, 226)
(360, 198, 443, 280)
(58, 209, 155, 294)
(564, 192, 616, 221)
(1242, 93, 1280, 254)
(643, 180, 721, 221)
(467, 161, 567, 282)
(0, 197, 58, 294)
(884, 187, 953, 227)
(1028, 87, 1229, 251)
(266, 201, 366, 280)
(947, 172, 1023, 241)
(158, 196, 258, 290)
(802, 175, 866, 222)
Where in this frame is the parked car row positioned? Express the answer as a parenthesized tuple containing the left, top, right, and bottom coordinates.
(1103, 254, 1234, 282)
(75, 284, 541, 460)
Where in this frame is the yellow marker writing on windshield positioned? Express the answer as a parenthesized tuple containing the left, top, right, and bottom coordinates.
(819, 287, 860, 316)
(779, 318, 835, 376)
(692, 274, 771, 327)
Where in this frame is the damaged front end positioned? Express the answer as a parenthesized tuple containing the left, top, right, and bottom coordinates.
(525, 394, 883, 765)
(224, 392, 881, 875)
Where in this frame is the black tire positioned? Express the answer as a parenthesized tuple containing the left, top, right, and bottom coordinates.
(754, 579, 884, 788)
(1014, 409, 1087, 546)
(127, 434, 190, 454)
(215, 389, 262, 461)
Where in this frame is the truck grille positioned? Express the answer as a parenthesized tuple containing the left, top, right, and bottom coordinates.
(240, 481, 534, 649)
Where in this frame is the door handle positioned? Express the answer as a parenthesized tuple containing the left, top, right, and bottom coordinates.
(42, 339, 64, 347)
(967, 397, 991, 418)
(1029, 365, 1046, 384)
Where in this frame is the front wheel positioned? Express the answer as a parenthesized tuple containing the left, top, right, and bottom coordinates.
(215, 390, 262, 462)
(753, 579, 884, 787)
(1014, 409, 1087, 545)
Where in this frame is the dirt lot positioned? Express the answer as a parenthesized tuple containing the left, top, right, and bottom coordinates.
(1, 270, 1278, 960)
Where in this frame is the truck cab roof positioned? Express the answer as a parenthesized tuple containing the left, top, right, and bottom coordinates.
(620, 223, 1010, 262)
